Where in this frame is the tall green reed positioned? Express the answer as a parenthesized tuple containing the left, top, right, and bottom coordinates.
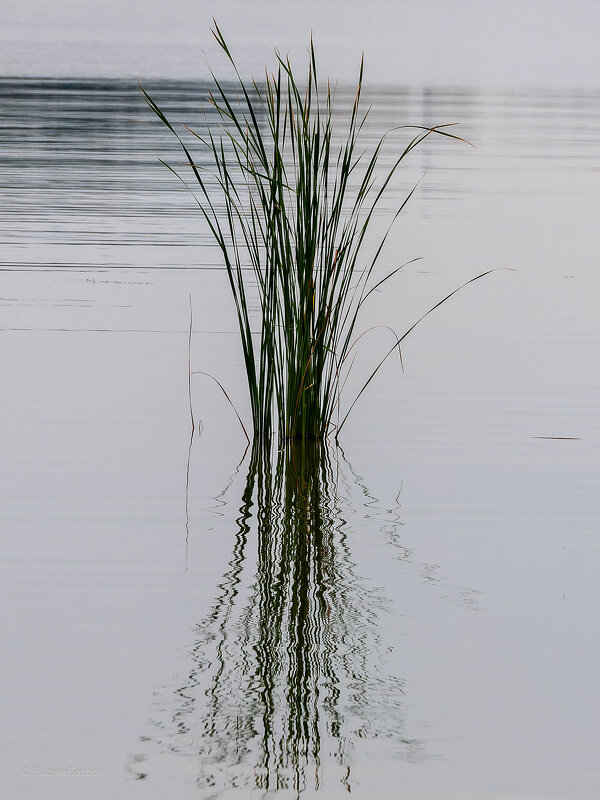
(143, 23, 490, 442)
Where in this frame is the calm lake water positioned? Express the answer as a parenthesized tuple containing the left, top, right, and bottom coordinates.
(2, 73, 600, 800)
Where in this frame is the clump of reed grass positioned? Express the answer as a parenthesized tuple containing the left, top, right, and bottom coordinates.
(143, 23, 490, 442)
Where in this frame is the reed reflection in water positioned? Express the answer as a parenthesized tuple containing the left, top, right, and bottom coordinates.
(144, 441, 418, 795)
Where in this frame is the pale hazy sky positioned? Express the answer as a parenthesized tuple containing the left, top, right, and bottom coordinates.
(3, 0, 600, 88)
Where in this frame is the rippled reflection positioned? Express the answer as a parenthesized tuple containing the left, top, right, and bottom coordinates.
(144, 441, 413, 794)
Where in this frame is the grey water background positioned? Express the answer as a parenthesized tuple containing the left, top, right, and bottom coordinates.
(2, 2, 600, 799)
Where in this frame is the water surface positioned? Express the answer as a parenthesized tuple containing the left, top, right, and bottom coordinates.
(2, 78, 600, 800)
